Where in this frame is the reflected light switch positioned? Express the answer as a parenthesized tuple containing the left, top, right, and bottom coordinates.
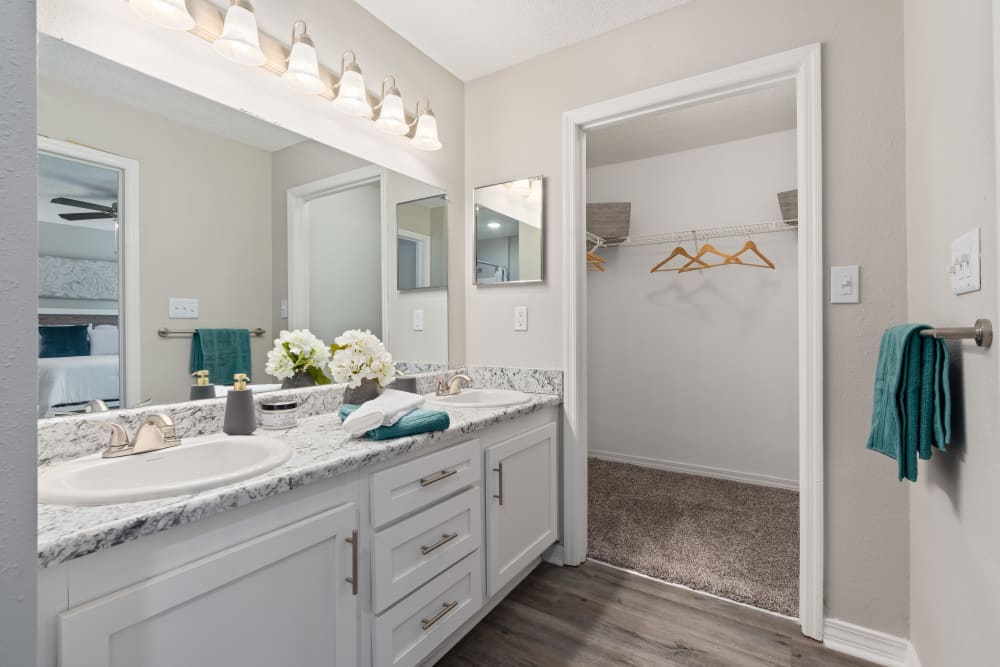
(413, 309, 424, 331)
(830, 266, 859, 304)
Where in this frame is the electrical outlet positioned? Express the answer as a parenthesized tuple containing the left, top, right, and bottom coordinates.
(168, 297, 199, 319)
(950, 228, 981, 295)
(514, 306, 528, 331)
(413, 309, 425, 331)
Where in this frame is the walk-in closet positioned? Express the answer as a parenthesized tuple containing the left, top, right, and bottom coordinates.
(585, 81, 801, 617)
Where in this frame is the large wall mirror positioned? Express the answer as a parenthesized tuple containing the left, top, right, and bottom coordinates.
(473, 176, 544, 284)
(36, 36, 449, 418)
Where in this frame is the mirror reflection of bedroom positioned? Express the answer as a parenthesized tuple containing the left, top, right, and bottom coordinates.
(37, 153, 123, 417)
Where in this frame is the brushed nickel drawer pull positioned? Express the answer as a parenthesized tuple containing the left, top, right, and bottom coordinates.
(420, 532, 459, 555)
(493, 463, 504, 506)
(421, 600, 458, 631)
(420, 468, 458, 487)
(345, 530, 359, 595)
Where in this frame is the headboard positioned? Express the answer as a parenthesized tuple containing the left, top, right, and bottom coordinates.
(39, 314, 119, 327)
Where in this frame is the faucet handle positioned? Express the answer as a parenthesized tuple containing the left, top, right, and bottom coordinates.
(102, 423, 132, 458)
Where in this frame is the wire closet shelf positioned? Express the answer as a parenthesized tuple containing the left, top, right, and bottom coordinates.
(587, 219, 798, 249)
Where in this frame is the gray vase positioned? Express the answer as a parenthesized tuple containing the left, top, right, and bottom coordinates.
(343, 378, 381, 405)
(281, 372, 316, 390)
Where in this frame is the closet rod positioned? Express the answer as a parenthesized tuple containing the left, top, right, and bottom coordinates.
(588, 219, 798, 249)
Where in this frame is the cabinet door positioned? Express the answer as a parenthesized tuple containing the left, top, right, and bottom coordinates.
(58, 503, 360, 667)
(484, 422, 558, 596)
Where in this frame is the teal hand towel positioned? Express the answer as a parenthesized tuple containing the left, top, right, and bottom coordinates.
(866, 324, 951, 481)
(189, 328, 252, 386)
(339, 404, 450, 440)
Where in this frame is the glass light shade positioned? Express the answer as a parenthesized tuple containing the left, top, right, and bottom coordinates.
(213, 4, 266, 66)
(375, 92, 409, 135)
(129, 0, 196, 30)
(283, 41, 325, 94)
(412, 110, 442, 151)
(332, 69, 372, 117)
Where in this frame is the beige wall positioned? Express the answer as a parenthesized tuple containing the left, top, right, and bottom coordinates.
(38, 79, 273, 404)
(904, 1, 1000, 664)
(466, 0, 910, 634)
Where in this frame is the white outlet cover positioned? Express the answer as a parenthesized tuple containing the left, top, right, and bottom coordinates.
(168, 297, 199, 319)
(514, 306, 528, 331)
(950, 228, 981, 295)
(413, 309, 425, 331)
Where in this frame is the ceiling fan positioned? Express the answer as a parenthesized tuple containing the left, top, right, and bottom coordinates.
(50, 197, 118, 221)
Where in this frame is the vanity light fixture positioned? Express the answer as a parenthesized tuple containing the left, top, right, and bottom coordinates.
(332, 51, 373, 118)
(411, 98, 442, 151)
(282, 21, 325, 94)
(213, 0, 266, 67)
(128, 0, 196, 31)
(373, 76, 409, 136)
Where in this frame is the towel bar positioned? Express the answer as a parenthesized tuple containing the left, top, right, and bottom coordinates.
(919, 319, 993, 348)
(157, 327, 267, 337)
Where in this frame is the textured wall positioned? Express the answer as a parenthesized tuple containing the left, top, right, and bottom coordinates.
(466, 0, 910, 634)
(904, 1, 1000, 665)
(0, 1, 38, 662)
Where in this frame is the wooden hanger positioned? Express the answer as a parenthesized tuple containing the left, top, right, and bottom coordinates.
(677, 243, 734, 273)
(725, 239, 775, 269)
(586, 250, 606, 265)
(650, 245, 710, 273)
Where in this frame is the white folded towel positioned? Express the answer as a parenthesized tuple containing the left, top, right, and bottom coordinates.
(341, 388, 425, 436)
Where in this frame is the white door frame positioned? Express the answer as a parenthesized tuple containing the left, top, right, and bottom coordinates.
(38, 136, 141, 409)
(561, 43, 824, 639)
(396, 228, 432, 287)
(286, 165, 389, 345)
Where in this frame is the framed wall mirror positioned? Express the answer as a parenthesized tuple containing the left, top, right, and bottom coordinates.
(473, 176, 544, 284)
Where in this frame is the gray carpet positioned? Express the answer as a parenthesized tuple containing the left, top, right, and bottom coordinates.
(588, 458, 799, 616)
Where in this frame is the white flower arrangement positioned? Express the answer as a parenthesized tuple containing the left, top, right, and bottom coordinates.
(265, 329, 332, 384)
(328, 329, 396, 388)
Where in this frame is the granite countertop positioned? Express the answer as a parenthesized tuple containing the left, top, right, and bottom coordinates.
(38, 394, 562, 569)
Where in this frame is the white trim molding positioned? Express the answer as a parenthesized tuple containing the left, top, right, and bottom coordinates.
(562, 43, 824, 639)
(589, 451, 799, 491)
(824, 618, 913, 667)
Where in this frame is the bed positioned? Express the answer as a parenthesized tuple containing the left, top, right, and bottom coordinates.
(38, 314, 120, 417)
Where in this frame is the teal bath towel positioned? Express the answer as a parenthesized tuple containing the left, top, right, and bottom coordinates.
(339, 404, 450, 440)
(866, 324, 951, 482)
(189, 329, 252, 385)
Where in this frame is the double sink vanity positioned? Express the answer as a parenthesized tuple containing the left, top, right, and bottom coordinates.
(37, 369, 562, 667)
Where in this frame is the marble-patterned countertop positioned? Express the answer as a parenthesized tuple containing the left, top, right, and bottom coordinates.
(38, 394, 561, 569)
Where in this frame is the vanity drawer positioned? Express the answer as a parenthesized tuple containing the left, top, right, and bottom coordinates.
(370, 439, 480, 528)
(373, 551, 483, 667)
(373, 486, 482, 613)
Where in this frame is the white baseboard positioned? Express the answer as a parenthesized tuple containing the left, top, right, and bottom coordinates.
(824, 618, 913, 667)
(589, 450, 798, 490)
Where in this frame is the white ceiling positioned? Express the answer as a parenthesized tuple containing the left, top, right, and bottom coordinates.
(38, 153, 119, 232)
(353, 0, 693, 81)
(586, 80, 797, 167)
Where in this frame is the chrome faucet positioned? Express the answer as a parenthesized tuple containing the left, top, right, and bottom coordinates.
(436, 373, 473, 397)
(102, 413, 182, 458)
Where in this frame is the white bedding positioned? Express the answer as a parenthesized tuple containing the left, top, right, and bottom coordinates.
(38, 355, 119, 417)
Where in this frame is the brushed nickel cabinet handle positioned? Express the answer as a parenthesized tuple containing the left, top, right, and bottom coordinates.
(420, 468, 458, 487)
(345, 530, 359, 596)
(421, 600, 458, 631)
(493, 463, 504, 506)
(420, 532, 459, 555)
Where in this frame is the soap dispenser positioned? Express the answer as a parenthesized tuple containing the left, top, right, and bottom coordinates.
(223, 373, 256, 436)
(189, 370, 216, 401)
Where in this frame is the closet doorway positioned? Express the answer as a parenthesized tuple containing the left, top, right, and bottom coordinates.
(561, 44, 824, 639)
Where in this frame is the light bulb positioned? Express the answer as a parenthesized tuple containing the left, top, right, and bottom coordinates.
(129, 0, 195, 30)
(412, 108, 442, 151)
(282, 23, 324, 94)
(213, 1, 265, 67)
(375, 90, 408, 135)
(332, 65, 372, 118)
(488, 222, 501, 229)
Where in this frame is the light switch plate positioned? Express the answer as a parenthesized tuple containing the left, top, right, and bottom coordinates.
(412, 309, 424, 331)
(514, 306, 528, 331)
(280, 299, 288, 319)
(830, 266, 859, 304)
(950, 228, 981, 295)
(168, 297, 199, 319)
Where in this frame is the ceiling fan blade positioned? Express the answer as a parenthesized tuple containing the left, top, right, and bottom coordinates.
(50, 197, 116, 214)
(58, 212, 116, 221)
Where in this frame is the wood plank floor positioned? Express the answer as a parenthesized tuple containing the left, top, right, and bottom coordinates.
(437, 562, 875, 667)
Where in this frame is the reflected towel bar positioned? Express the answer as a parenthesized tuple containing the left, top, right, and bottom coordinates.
(157, 327, 267, 337)
(919, 319, 993, 348)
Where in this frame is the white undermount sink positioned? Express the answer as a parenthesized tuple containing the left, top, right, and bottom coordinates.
(38, 434, 292, 506)
(423, 388, 531, 409)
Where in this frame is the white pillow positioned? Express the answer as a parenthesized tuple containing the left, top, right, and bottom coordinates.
(89, 325, 119, 355)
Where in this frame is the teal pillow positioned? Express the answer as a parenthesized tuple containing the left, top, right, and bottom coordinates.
(39, 325, 90, 358)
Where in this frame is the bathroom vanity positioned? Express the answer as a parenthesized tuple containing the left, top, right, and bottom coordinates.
(37, 393, 560, 667)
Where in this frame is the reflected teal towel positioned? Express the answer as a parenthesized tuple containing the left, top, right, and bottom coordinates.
(189, 329, 252, 385)
(339, 404, 450, 440)
(866, 324, 951, 482)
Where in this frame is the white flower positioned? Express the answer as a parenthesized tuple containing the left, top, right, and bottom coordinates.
(328, 329, 396, 388)
(264, 329, 331, 382)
